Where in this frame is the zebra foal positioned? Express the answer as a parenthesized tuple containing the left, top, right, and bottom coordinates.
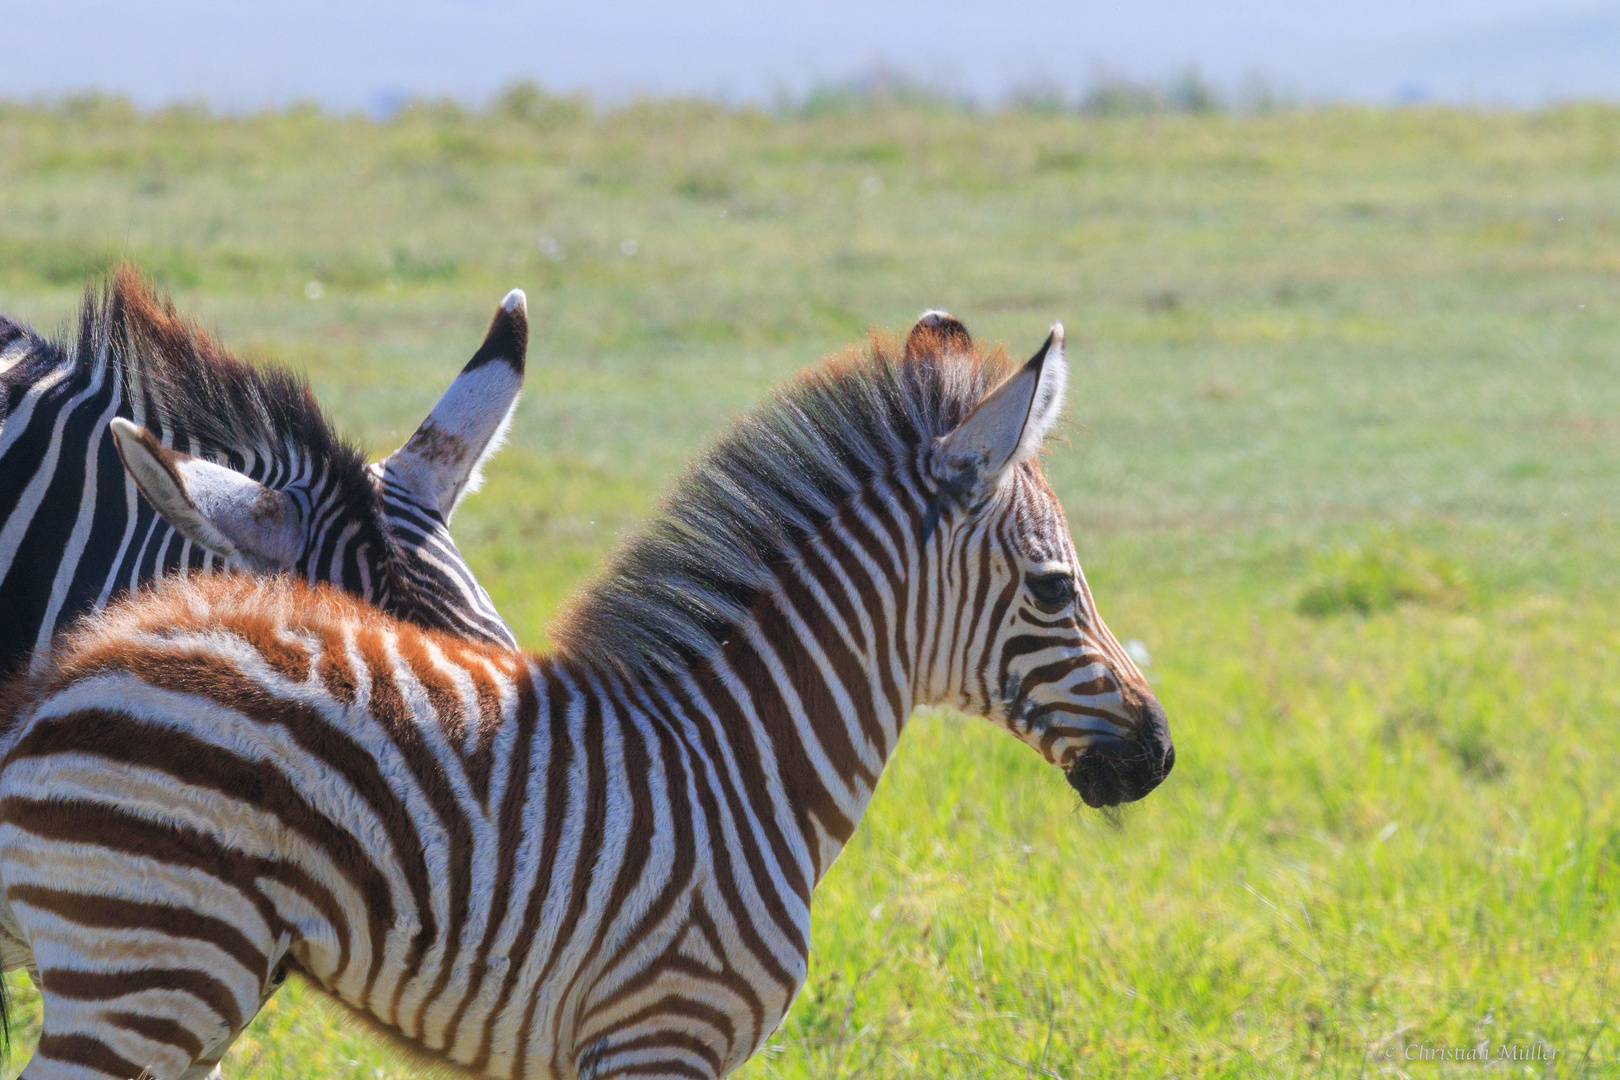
(0, 312, 1173, 1080)
(0, 267, 525, 674)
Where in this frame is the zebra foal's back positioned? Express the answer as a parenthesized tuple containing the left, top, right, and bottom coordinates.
(0, 575, 732, 1080)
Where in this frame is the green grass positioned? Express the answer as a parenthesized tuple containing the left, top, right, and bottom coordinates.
(2, 94, 1619, 1077)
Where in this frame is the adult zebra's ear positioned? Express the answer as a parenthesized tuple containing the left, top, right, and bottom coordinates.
(377, 288, 528, 521)
(931, 323, 1066, 496)
(109, 418, 305, 572)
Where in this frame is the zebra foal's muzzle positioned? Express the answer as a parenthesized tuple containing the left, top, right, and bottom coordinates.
(1064, 697, 1175, 809)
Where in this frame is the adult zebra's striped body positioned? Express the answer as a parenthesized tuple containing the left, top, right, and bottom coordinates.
(0, 268, 524, 675)
(0, 313, 1173, 1080)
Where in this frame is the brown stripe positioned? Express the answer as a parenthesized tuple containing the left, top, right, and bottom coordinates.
(822, 511, 906, 728)
(667, 666, 808, 906)
(446, 645, 508, 805)
(105, 1012, 205, 1058)
(316, 626, 359, 705)
(587, 1026, 725, 1074)
(639, 701, 787, 1041)
(516, 671, 609, 1078)
(998, 633, 1072, 709)
(1031, 700, 1124, 721)
(36, 1033, 144, 1080)
(472, 662, 575, 1073)
(678, 890, 770, 1049)
(6, 709, 365, 979)
(1024, 664, 1111, 700)
(546, 682, 660, 1061)
(1017, 609, 1077, 629)
(750, 593, 874, 788)
(715, 629, 853, 860)
(853, 486, 915, 682)
(234, 612, 310, 683)
(913, 500, 946, 699)
(793, 538, 868, 654)
(43, 967, 245, 1030)
(7, 883, 266, 981)
(658, 680, 801, 992)
(392, 644, 483, 1039)
(439, 666, 539, 1052)
(0, 791, 343, 976)
(26, 647, 421, 998)
(977, 577, 1020, 703)
(352, 626, 459, 1031)
(886, 467, 934, 654)
(947, 515, 977, 694)
(575, 678, 706, 1034)
(583, 896, 768, 1052)
(774, 562, 886, 761)
(395, 633, 466, 746)
(603, 1061, 709, 1079)
(968, 529, 996, 706)
(689, 653, 829, 886)
(664, 675, 806, 956)
(554, 680, 686, 1062)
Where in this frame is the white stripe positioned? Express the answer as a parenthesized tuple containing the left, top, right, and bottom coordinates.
(0, 358, 97, 582)
(34, 363, 127, 662)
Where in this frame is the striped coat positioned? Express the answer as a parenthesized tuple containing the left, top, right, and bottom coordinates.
(0, 313, 1172, 1080)
(0, 268, 523, 676)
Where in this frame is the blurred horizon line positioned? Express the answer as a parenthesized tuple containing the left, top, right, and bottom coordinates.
(9, 67, 1620, 124)
(5, 1, 1620, 115)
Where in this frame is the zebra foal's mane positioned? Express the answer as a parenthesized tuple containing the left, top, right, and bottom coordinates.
(550, 327, 1015, 676)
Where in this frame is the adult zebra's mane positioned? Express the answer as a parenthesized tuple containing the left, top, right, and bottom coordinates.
(551, 327, 1014, 676)
(4, 265, 374, 507)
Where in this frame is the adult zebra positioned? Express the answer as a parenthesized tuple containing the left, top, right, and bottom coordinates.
(0, 267, 523, 675)
(0, 312, 1173, 1080)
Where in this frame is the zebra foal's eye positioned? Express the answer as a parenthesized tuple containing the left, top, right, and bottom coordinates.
(1025, 572, 1076, 611)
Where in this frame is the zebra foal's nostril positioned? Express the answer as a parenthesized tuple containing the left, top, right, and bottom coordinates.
(1063, 693, 1174, 808)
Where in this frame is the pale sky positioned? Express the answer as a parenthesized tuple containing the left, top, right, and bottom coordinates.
(4, 0, 1618, 110)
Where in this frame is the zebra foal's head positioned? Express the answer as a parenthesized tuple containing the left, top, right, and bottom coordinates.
(104, 274, 524, 646)
(551, 308, 1171, 808)
(912, 313, 1173, 808)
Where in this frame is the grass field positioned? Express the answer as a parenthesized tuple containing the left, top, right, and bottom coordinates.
(2, 93, 1619, 1077)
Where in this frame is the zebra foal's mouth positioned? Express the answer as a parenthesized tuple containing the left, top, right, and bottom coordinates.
(1064, 727, 1175, 809)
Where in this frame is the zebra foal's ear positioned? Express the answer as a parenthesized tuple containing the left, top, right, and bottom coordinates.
(931, 323, 1066, 494)
(109, 418, 304, 572)
(378, 288, 528, 521)
(904, 309, 973, 360)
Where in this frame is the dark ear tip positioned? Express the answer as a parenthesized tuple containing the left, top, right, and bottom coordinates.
(905, 309, 973, 359)
(1024, 322, 1064, 370)
(464, 290, 530, 373)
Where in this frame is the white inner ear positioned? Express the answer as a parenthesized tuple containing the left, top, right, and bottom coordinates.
(380, 362, 523, 520)
(382, 291, 526, 521)
(1018, 324, 1066, 455)
(110, 418, 303, 571)
(935, 324, 1067, 490)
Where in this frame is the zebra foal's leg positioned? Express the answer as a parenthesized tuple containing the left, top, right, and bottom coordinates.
(576, 1038, 725, 1080)
(171, 962, 287, 1080)
(12, 918, 280, 1080)
(0, 850, 285, 1080)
